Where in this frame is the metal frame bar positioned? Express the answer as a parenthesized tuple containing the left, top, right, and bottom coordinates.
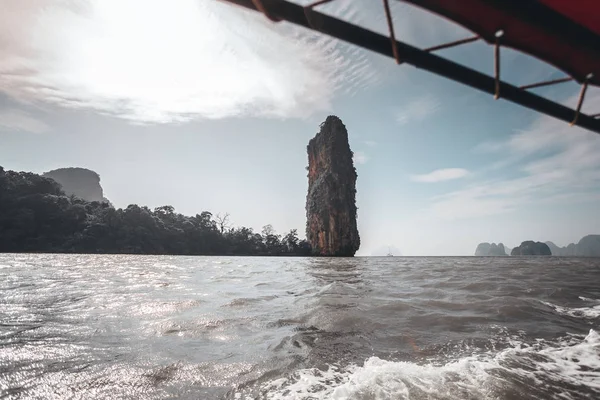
(250, 0, 280, 21)
(303, 0, 334, 28)
(305, 0, 333, 8)
(494, 34, 501, 100)
(424, 36, 479, 53)
(217, 0, 600, 135)
(571, 80, 588, 126)
(398, 0, 600, 87)
(382, 0, 400, 64)
(519, 77, 573, 90)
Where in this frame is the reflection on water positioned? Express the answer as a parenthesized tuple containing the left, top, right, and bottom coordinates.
(1, 254, 600, 399)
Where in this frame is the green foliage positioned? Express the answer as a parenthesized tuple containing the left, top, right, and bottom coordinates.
(0, 167, 311, 256)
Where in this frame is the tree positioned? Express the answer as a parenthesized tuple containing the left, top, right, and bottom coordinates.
(154, 205, 175, 215)
(215, 213, 231, 234)
(283, 229, 300, 253)
(262, 224, 275, 237)
(261, 225, 283, 255)
(0, 166, 312, 256)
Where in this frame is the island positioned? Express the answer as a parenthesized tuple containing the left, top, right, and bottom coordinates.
(474, 242, 508, 256)
(510, 241, 552, 256)
(305, 116, 360, 257)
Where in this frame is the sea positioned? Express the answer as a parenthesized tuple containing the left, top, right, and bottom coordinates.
(1, 254, 600, 399)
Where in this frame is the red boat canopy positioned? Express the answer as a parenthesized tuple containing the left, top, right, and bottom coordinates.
(402, 0, 600, 87)
(219, 0, 600, 134)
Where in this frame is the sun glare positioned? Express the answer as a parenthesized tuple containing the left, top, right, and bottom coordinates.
(11, 0, 345, 122)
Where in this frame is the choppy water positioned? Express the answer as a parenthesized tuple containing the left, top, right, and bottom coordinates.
(1, 255, 600, 399)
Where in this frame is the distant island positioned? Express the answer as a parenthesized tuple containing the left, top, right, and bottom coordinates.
(474, 242, 508, 256)
(43, 167, 110, 204)
(510, 241, 551, 256)
(0, 165, 311, 255)
(0, 116, 363, 257)
(475, 236, 600, 257)
(545, 236, 600, 257)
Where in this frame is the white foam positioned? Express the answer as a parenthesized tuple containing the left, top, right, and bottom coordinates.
(247, 356, 498, 400)
(235, 330, 600, 400)
(535, 329, 600, 390)
(542, 300, 600, 319)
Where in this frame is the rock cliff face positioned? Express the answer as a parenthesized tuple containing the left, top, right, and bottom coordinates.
(43, 167, 109, 203)
(511, 241, 551, 256)
(475, 242, 507, 256)
(306, 116, 360, 257)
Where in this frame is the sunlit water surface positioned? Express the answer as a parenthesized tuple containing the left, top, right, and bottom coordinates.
(1, 254, 600, 399)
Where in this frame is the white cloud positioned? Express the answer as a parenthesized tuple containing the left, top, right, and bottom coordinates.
(0, 0, 378, 123)
(364, 140, 377, 147)
(472, 140, 506, 154)
(353, 151, 369, 165)
(0, 0, 476, 124)
(0, 109, 49, 133)
(428, 91, 600, 220)
(395, 94, 441, 125)
(411, 168, 469, 183)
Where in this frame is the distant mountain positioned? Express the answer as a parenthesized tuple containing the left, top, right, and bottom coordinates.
(511, 241, 551, 256)
(475, 235, 599, 257)
(475, 242, 508, 256)
(545, 241, 575, 256)
(578, 235, 600, 257)
(546, 235, 600, 257)
(43, 167, 109, 203)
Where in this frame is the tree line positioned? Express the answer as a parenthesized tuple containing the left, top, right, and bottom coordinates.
(0, 166, 312, 256)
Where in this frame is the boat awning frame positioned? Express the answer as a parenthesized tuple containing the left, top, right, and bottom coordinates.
(217, 0, 600, 134)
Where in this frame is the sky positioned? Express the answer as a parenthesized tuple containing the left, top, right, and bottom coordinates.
(1, 0, 599, 256)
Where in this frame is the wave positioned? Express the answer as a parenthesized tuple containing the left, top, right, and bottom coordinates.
(223, 295, 279, 307)
(234, 330, 600, 400)
(542, 300, 600, 319)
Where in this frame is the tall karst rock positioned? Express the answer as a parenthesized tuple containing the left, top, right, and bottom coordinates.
(306, 116, 360, 256)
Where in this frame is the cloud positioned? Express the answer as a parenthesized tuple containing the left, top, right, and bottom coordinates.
(428, 91, 600, 220)
(0, 109, 49, 133)
(353, 151, 369, 165)
(395, 94, 441, 125)
(0, 0, 477, 124)
(411, 168, 469, 183)
(364, 140, 377, 147)
(0, 0, 378, 123)
(472, 140, 506, 154)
